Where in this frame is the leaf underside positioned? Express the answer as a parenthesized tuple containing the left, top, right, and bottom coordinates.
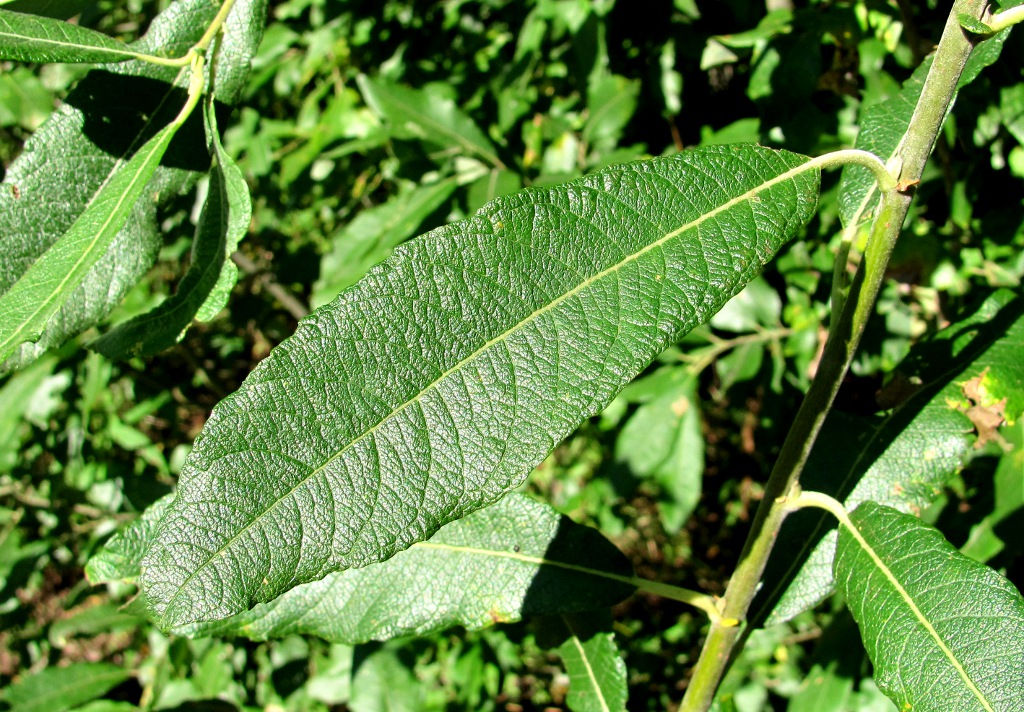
(836, 502, 1024, 712)
(142, 144, 820, 629)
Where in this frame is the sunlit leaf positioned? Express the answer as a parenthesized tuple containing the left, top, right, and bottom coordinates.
(141, 144, 820, 629)
(836, 502, 1024, 711)
(0, 8, 136, 63)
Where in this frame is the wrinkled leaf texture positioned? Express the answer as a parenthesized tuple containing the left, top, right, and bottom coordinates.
(0, 8, 136, 63)
(836, 502, 1024, 711)
(91, 493, 635, 644)
(142, 144, 820, 629)
(759, 290, 1024, 625)
(0, 0, 266, 373)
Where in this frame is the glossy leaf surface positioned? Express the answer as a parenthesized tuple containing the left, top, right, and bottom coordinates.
(836, 502, 1024, 711)
(142, 144, 820, 629)
(760, 291, 1024, 624)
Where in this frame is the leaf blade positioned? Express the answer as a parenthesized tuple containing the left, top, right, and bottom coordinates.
(0, 121, 178, 362)
(760, 291, 1024, 624)
(556, 613, 628, 712)
(143, 144, 820, 629)
(835, 502, 1024, 711)
(176, 494, 635, 643)
(0, 8, 137, 63)
(92, 99, 252, 358)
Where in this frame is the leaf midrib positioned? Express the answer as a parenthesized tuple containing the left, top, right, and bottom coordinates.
(564, 615, 613, 712)
(161, 154, 817, 619)
(0, 125, 175, 358)
(844, 515, 994, 711)
(0, 25, 138, 60)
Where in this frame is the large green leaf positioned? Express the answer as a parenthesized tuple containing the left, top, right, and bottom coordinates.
(759, 291, 1024, 625)
(0, 663, 132, 712)
(356, 74, 504, 169)
(142, 144, 821, 629)
(94, 494, 636, 643)
(0, 8, 136, 63)
(92, 100, 252, 358)
(555, 612, 628, 712)
(835, 501, 1024, 711)
(0, 0, 267, 373)
(0, 121, 179, 363)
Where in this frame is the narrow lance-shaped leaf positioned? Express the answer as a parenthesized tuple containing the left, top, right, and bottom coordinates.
(92, 99, 252, 358)
(0, 8, 138, 63)
(555, 612, 628, 712)
(835, 501, 1024, 711)
(0, 0, 267, 374)
(758, 291, 1024, 625)
(0, 120, 180, 363)
(0, 663, 132, 712)
(136, 494, 634, 643)
(357, 74, 505, 169)
(142, 144, 820, 629)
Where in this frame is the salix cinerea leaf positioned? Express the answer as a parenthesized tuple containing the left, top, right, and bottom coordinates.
(0, 8, 140, 64)
(92, 97, 252, 358)
(142, 144, 821, 630)
(0, 119, 181, 363)
(835, 502, 1024, 711)
(0, 0, 267, 374)
(757, 291, 1024, 626)
(94, 494, 635, 643)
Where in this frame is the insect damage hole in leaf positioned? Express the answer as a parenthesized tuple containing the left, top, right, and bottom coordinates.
(142, 144, 825, 629)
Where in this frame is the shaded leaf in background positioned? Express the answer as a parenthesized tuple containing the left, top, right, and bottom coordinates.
(97, 494, 635, 643)
(836, 501, 1024, 711)
(838, 26, 1009, 226)
(85, 492, 172, 585)
(0, 662, 132, 712)
(786, 611, 865, 712)
(615, 366, 703, 533)
(0, 0, 95, 19)
(91, 99, 252, 358)
(356, 74, 504, 169)
(0, 8, 136, 63)
(961, 418, 1024, 563)
(142, 144, 820, 630)
(310, 177, 458, 309)
(349, 642, 424, 712)
(759, 291, 1024, 625)
(0, 0, 267, 373)
(555, 612, 628, 712)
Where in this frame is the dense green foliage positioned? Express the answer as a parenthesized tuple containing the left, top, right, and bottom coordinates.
(1, 0, 1024, 710)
